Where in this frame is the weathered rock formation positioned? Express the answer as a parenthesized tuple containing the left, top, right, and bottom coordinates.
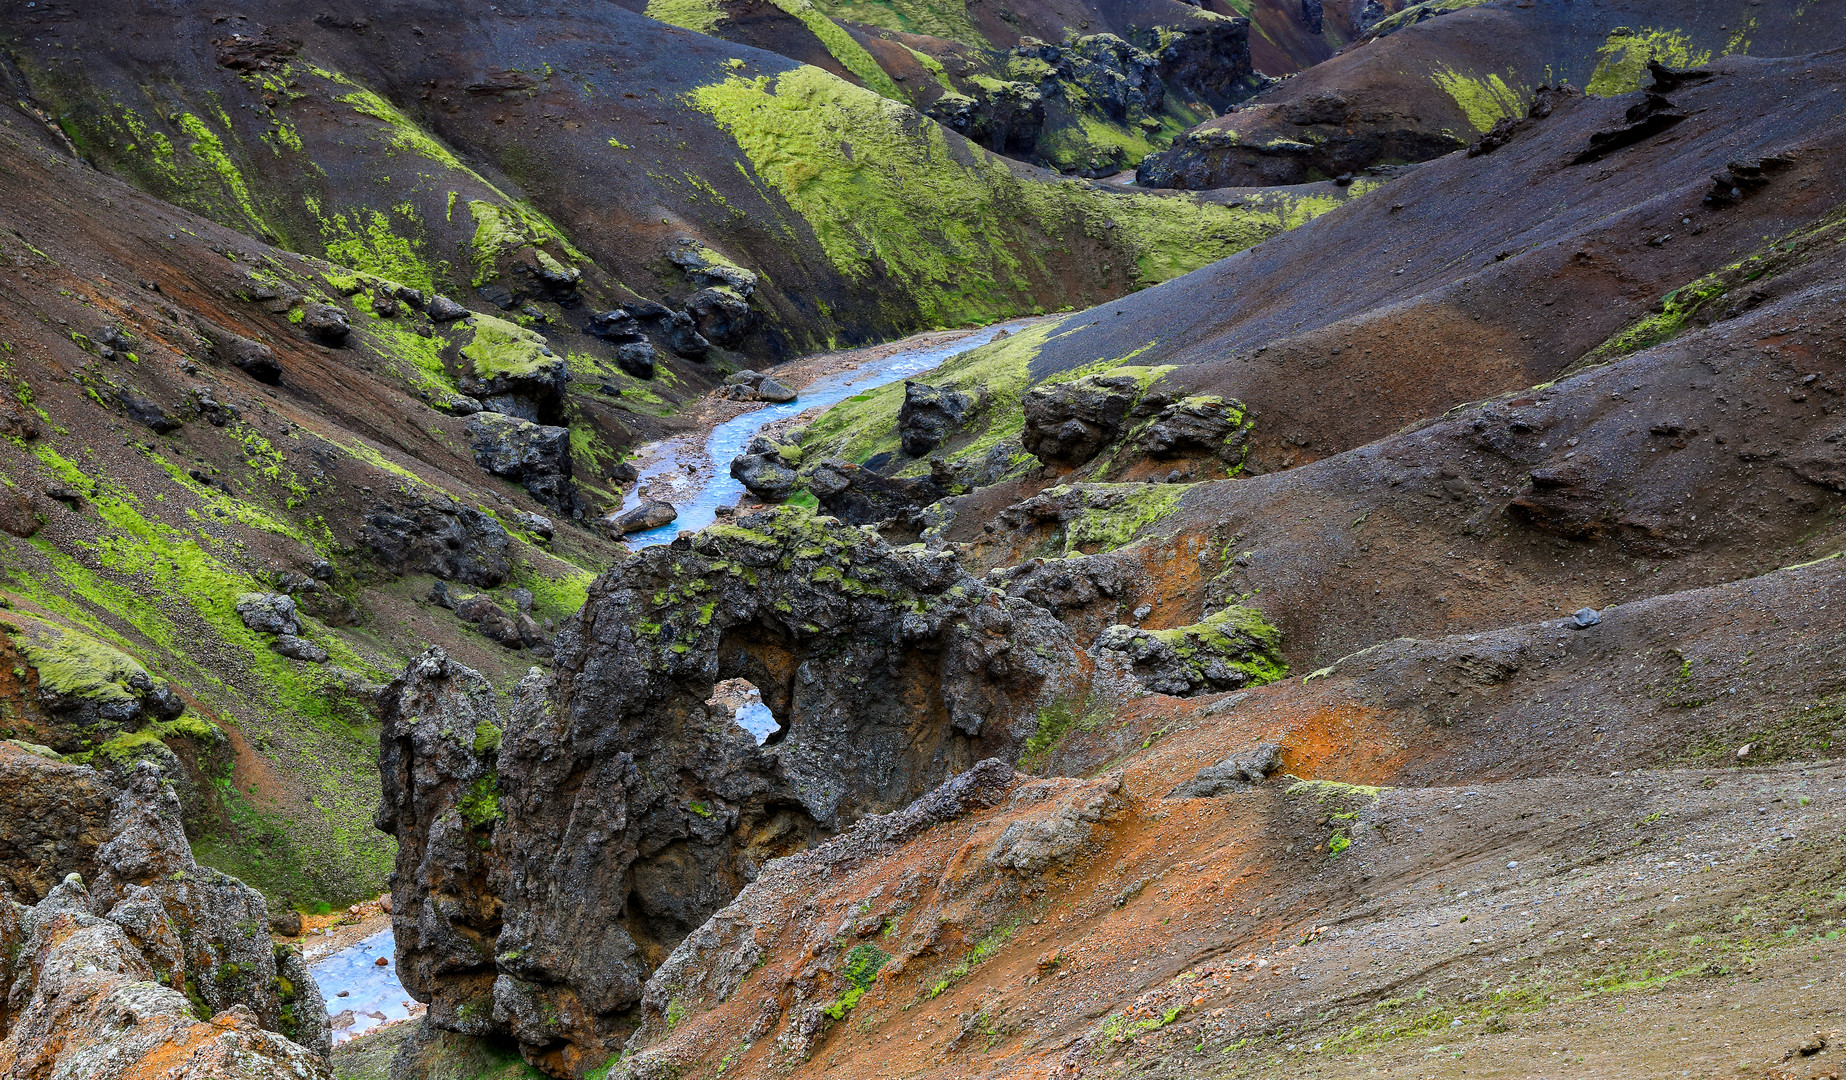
(465, 411, 583, 518)
(379, 508, 1110, 1072)
(896, 381, 970, 457)
(0, 749, 331, 1076)
(1093, 606, 1285, 696)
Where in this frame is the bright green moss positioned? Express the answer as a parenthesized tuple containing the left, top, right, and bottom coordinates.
(319, 206, 442, 294)
(804, 0, 985, 46)
(1059, 483, 1181, 555)
(472, 720, 503, 756)
(2, 611, 156, 704)
(768, 0, 906, 101)
(1583, 274, 1726, 363)
(1428, 67, 1524, 133)
(72, 715, 222, 766)
(643, 0, 728, 34)
(1144, 605, 1288, 686)
(1586, 28, 1712, 97)
(459, 313, 555, 380)
(456, 774, 502, 828)
(174, 113, 274, 236)
(466, 200, 583, 286)
(688, 67, 1358, 328)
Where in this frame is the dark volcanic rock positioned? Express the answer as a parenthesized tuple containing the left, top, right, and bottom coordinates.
(1092, 606, 1283, 696)
(1168, 741, 1282, 796)
(427, 294, 469, 321)
(1142, 395, 1252, 461)
(299, 303, 352, 345)
(465, 411, 582, 517)
(684, 287, 754, 348)
(720, 370, 797, 403)
(729, 437, 799, 501)
(116, 387, 181, 433)
(896, 381, 970, 457)
(359, 498, 513, 587)
(0, 752, 332, 1067)
(659, 311, 712, 359)
(1021, 373, 1147, 464)
(806, 458, 944, 527)
(381, 508, 1096, 1066)
(200, 323, 282, 384)
(606, 499, 677, 536)
(375, 648, 516, 1036)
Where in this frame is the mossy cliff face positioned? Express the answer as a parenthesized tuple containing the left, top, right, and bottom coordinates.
(380, 506, 1122, 1073)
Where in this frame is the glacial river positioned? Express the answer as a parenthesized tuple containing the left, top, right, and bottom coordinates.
(310, 324, 1014, 1036)
(613, 323, 1014, 547)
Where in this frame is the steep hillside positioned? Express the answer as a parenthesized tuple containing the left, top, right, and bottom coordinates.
(2, 0, 1327, 357)
(1140, 0, 1846, 187)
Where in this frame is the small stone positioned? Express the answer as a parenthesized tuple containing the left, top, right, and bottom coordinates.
(269, 909, 303, 936)
(426, 294, 469, 321)
(235, 592, 299, 636)
(375, 956, 390, 967)
(607, 499, 677, 536)
(300, 303, 352, 345)
(272, 634, 329, 663)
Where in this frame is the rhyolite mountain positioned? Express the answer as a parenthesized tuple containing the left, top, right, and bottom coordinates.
(1, 0, 1843, 1078)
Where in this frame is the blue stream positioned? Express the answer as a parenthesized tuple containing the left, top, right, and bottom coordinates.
(615, 324, 1014, 548)
(309, 927, 412, 1044)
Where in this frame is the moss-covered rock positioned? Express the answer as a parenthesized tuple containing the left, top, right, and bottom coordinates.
(1093, 605, 1285, 696)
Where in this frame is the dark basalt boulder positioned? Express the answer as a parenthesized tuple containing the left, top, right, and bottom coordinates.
(359, 498, 512, 587)
(466, 411, 582, 517)
(1168, 742, 1282, 797)
(659, 311, 712, 359)
(426, 294, 470, 321)
(805, 458, 944, 527)
(605, 499, 677, 536)
(684, 287, 753, 348)
(1021, 374, 1147, 465)
(730, 436, 799, 501)
(299, 303, 352, 345)
(719, 370, 796, 403)
(1092, 605, 1283, 696)
(896, 381, 970, 457)
(117, 388, 181, 433)
(201, 324, 282, 384)
(378, 508, 1097, 1068)
(1142, 395, 1252, 461)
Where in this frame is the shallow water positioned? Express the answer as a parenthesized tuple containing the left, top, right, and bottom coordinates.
(309, 927, 414, 1045)
(617, 324, 1015, 548)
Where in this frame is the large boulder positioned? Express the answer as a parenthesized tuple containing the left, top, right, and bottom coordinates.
(1021, 374, 1149, 465)
(1092, 606, 1285, 696)
(1, 613, 187, 751)
(604, 499, 677, 536)
(684, 287, 753, 348)
(456, 315, 570, 425)
(465, 411, 582, 518)
(719, 370, 797, 403)
(359, 498, 513, 587)
(299, 303, 352, 346)
(729, 437, 799, 501)
(1142, 395, 1253, 462)
(805, 459, 945, 527)
(380, 507, 1105, 1069)
(896, 381, 970, 457)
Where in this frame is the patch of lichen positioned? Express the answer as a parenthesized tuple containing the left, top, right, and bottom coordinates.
(1056, 483, 1183, 556)
(1579, 209, 1846, 368)
(1428, 67, 1525, 133)
(803, 0, 985, 45)
(1586, 28, 1712, 97)
(1367, 0, 1493, 36)
(467, 201, 583, 287)
(643, 0, 729, 35)
(0, 610, 161, 705)
(767, 0, 907, 102)
(460, 314, 557, 381)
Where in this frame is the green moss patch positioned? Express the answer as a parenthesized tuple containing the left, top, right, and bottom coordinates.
(460, 314, 556, 380)
(1586, 28, 1712, 97)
